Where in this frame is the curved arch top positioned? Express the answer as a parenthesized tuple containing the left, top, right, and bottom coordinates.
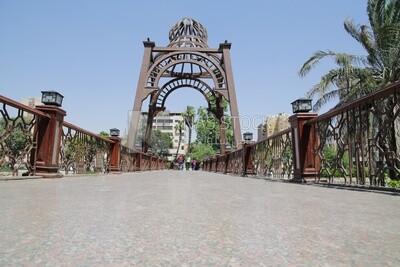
(153, 77, 216, 109)
(146, 51, 226, 89)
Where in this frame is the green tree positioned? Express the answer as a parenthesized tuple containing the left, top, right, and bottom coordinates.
(150, 130, 172, 157)
(194, 106, 219, 148)
(182, 105, 195, 154)
(99, 131, 109, 137)
(194, 100, 234, 151)
(188, 143, 216, 162)
(0, 118, 31, 172)
(299, 0, 400, 110)
(174, 120, 184, 159)
(300, 0, 400, 181)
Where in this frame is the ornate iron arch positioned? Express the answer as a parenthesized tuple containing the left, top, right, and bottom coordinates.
(146, 52, 226, 89)
(128, 18, 242, 154)
(153, 78, 216, 109)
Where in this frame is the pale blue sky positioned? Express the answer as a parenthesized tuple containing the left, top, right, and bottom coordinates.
(1, 0, 369, 137)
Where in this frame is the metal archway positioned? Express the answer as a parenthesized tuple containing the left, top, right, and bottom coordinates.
(128, 18, 241, 153)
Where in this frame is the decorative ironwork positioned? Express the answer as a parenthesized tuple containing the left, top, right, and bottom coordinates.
(0, 96, 46, 175)
(308, 82, 400, 185)
(60, 122, 113, 174)
(204, 129, 293, 180)
(155, 78, 216, 109)
(226, 149, 243, 176)
(147, 52, 226, 89)
(129, 18, 242, 151)
(168, 17, 208, 48)
(251, 129, 293, 179)
(120, 146, 136, 172)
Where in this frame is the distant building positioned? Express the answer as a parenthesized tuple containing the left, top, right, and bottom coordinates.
(257, 113, 290, 141)
(20, 97, 42, 120)
(20, 97, 42, 108)
(139, 111, 187, 160)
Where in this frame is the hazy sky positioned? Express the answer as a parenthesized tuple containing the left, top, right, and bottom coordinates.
(1, 0, 369, 138)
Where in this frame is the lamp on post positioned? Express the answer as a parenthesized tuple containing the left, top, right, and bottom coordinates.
(41, 90, 64, 107)
(35, 90, 66, 178)
(289, 98, 319, 182)
(241, 132, 253, 177)
(291, 98, 312, 113)
(243, 132, 253, 142)
(110, 128, 120, 137)
(108, 128, 121, 173)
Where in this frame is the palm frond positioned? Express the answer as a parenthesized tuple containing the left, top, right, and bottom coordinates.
(344, 18, 362, 43)
(313, 89, 343, 111)
(298, 50, 337, 77)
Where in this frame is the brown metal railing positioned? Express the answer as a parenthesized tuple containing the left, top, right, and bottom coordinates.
(60, 121, 114, 174)
(0, 94, 166, 176)
(203, 128, 293, 179)
(306, 81, 400, 186)
(0, 95, 48, 175)
(119, 145, 166, 172)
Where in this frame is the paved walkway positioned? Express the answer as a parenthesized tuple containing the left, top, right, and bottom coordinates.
(0, 171, 399, 266)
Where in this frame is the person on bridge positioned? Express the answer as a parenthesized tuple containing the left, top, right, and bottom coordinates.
(177, 154, 184, 171)
(191, 159, 197, 171)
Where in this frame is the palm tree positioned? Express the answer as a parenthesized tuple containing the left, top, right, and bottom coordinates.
(182, 106, 195, 154)
(174, 120, 184, 160)
(299, 0, 400, 181)
(299, 0, 400, 111)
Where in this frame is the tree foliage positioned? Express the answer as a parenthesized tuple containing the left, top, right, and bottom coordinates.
(188, 143, 216, 162)
(182, 105, 195, 154)
(194, 97, 234, 150)
(0, 118, 31, 169)
(150, 129, 173, 157)
(174, 119, 184, 159)
(299, 0, 400, 111)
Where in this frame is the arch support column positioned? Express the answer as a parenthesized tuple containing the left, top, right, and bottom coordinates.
(220, 42, 242, 149)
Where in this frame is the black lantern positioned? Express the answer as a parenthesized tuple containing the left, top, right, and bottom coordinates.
(291, 98, 312, 113)
(110, 128, 120, 137)
(41, 90, 64, 107)
(243, 132, 253, 141)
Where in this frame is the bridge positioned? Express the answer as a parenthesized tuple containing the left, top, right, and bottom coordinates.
(1, 17, 400, 266)
(1, 171, 399, 266)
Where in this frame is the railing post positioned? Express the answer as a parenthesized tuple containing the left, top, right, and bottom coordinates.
(135, 153, 141, 171)
(242, 143, 253, 177)
(34, 105, 66, 178)
(108, 136, 121, 173)
(224, 153, 230, 174)
(289, 113, 319, 182)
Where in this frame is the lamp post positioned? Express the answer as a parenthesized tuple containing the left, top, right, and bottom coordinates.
(241, 132, 254, 177)
(35, 90, 66, 178)
(108, 128, 121, 173)
(289, 98, 319, 182)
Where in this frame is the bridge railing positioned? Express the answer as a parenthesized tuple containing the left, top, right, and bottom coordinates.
(203, 128, 293, 179)
(0, 94, 166, 177)
(203, 81, 399, 187)
(306, 82, 400, 186)
(60, 121, 114, 174)
(0, 95, 49, 175)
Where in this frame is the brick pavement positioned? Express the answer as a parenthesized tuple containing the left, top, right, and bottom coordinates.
(0, 170, 399, 266)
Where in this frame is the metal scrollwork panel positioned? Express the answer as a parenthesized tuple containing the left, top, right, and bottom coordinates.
(60, 126, 110, 174)
(0, 104, 37, 175)
(316, 90, 400, 185)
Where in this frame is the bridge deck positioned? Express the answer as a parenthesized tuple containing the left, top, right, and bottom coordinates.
(1, 171, 399, 266)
